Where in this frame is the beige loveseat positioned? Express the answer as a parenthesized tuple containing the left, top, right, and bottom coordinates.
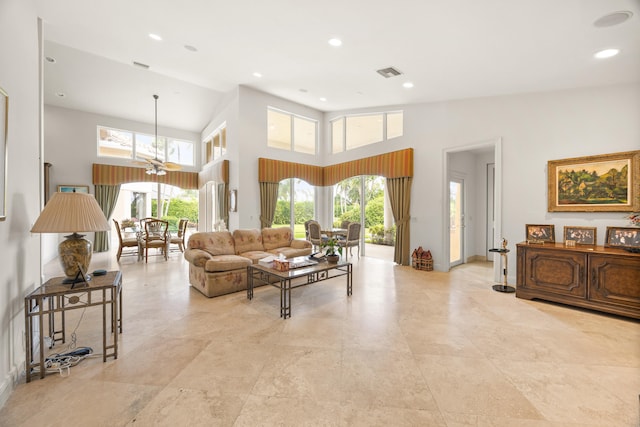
(184, 228, 312, 297)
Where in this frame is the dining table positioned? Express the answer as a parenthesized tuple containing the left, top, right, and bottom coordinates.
(322, 228, 347, 238)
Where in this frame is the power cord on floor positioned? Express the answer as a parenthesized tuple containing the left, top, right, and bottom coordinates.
(31, 347, 95, 377)
(37, 307, 97, 377)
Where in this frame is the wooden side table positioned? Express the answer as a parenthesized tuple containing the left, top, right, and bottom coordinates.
(24, 271, 123, 382)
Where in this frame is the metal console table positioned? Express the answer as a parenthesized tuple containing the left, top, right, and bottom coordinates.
(24, 270, 123, 382)
(247, 258, 352, 318)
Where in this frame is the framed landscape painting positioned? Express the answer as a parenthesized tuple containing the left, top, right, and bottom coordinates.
(548, 150, 640, 212)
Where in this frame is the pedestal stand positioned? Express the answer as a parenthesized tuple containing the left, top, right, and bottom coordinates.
(489, 248, 515, 293)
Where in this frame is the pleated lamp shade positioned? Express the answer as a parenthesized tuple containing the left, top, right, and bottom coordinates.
(31, 192, 110, 282)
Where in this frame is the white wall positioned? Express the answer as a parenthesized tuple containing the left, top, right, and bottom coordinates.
(0, 0, 42, 408)
(43, 105, 200, 259)
(222, 83, 639, 279)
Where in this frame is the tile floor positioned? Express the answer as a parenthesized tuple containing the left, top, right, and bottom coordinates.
(1, 249, 638, 426)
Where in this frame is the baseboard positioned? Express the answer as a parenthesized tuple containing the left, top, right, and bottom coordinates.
(466, 255, 488, 263)
(0, 364, 21, 410)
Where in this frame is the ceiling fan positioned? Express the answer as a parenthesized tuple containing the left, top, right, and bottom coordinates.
(134, 94, 182, 175)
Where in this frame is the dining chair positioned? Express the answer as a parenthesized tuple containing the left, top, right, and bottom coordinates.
(337, 220, 351, 240)
(169, 218, 189, 253)
(338, 222, 361, 261)
(141, 218, 169, 262)
(113, 219, 139, 261)
(307, 220, 327, 251)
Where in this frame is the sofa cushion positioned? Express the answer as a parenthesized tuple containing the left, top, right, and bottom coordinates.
(233, 229, 264, 254)
(204, 254, 252, 272)
(262, 227, 293, 250)
(268, 245, 313, 258)
(188, 231, 235, 256)
(239, 250, 274, 264)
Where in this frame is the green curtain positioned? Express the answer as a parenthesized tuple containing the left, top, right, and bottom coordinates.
(386, 177, 412, 265)
(217, 183, 228, 228)
(94, 184, 121, 252)
(259, 182, 279, 228)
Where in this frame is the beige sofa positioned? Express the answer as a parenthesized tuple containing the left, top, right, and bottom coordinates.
(184, 228, 312, 297)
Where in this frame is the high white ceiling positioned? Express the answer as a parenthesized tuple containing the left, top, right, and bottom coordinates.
(37, 0, 640, 133)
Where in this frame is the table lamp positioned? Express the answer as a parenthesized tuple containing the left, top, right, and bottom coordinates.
(31, 191, 110, 283)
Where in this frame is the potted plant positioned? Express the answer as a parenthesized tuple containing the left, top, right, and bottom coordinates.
(323, 237, 343, 263)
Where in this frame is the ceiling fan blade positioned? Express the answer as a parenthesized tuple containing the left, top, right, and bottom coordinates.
(163, 162, 182, 171)
(132, 160, 149, 167)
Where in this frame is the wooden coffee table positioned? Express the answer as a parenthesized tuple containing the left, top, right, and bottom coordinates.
(247, 257, 352, 318)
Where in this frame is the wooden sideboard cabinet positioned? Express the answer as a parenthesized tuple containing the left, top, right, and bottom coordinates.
(516, 242, 640, 319)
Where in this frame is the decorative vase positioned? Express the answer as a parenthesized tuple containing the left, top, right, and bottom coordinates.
(327, 254, 339, 263)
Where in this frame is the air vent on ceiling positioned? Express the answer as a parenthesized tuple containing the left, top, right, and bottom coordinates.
(376, 67, 402, 78)
(133, 61, 150, 69)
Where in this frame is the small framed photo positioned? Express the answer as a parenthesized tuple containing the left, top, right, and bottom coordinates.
(57, 185, 89, 193)
(563, 226, 597, 246)
(604, 226, 640, 250)
(526, 224, 555, 243)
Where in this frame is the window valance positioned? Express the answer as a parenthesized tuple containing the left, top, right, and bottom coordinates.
(258, 148, 413, 186)
(258, 158, 324, 186)
(92, 163, 199, 189)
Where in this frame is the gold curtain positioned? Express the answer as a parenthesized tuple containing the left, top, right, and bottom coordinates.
(217, 183, 229, 228)
(259, 182, 279, 228)
(387, 177, 412, 265)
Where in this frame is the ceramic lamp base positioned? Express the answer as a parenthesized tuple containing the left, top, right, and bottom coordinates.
(58, 232, 92, 280)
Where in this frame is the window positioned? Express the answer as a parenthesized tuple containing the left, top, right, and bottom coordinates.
(332, 118, 344, 154)
(273, 178, 315, 239)
(97, 126, 194, 166)
(267, 108, 317, 154)
(204, 123, 226, 164)
(346, 114, 383, 150)
(331, 111, 403, 153)
(98, 127, 133, 159)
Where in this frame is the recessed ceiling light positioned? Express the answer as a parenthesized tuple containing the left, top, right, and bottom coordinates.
(403, 82, 414, 88)
(45, 56, 56, 63)
(149, 33, 162, 41)
(328, 38, 342, 47)
(594, 11, 633, 27)
(184, 45, 198, 52)
(319, 97, 327, 102)
(299, 88, 308, 93)
(594, 48, 620, 59)
(253, 72, 263, 78)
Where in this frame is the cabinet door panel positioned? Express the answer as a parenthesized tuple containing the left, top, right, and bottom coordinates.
(589, 255, 640, 309)
(525, 250, 586, 297)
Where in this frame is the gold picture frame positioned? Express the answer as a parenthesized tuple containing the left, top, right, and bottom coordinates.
(525, 224, 555, 243)
(0, 86, 7, 221)
(548, 150, 640, 212)
(563, 226, 597, 246)
(604, 226, 640, 250)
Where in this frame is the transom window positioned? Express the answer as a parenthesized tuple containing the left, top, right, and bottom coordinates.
(267, 108, 317, 154)
(97, 126, 194, 166)
(203, 124, 226, 164)
(331, 111, 403, 153)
